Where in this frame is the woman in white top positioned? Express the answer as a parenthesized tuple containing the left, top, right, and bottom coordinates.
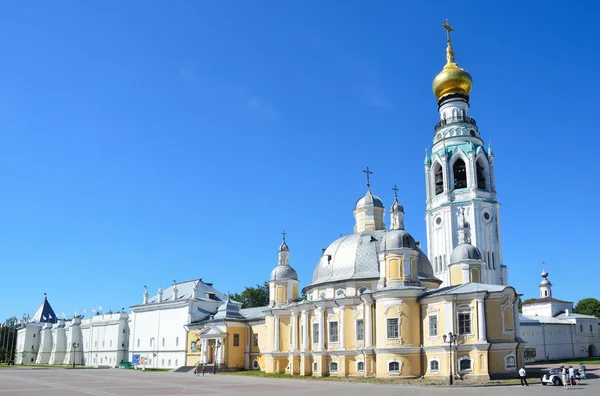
(561, 366, 569, 390)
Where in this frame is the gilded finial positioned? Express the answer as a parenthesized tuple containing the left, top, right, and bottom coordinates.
(392, 184, 399, 199)
(441, 19, 455, 64)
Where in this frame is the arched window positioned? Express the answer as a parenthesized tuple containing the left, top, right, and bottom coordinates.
(329, 361, 338, 373)
(434, 257, 438, 273)
(430, 359, 440, 372)
(388, 361, 400, 373)
(433, 163, 444, 195)
(162, 338, 165, 347)
(137, 339, 140, 347)
(357, 361, 364, 372)
(453, 159, 467, 189)
(175, 337, 179, 346)
(476, 159, 487, 190)
(168, 359, 171, 366)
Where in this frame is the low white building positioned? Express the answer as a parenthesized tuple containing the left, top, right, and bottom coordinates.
(15, 278, 228, 369)
(520, 269, 600, 361)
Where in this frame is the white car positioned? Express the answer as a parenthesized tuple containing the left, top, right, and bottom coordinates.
(541, 368, 581, 386)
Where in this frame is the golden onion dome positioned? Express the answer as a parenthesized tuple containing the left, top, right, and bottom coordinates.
(432, 40, 472, 101)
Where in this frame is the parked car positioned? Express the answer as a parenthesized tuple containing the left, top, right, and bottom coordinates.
(541, 368, 581, 386)
(119, 362, 133, 369)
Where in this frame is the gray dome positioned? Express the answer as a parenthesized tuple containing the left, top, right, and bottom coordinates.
(541, 269, 548, 278)
(450, 243, 482, 263)
(539, 278, 552, 287)
(390, 199, 404, 213)
(355, 190, 384, 209)
(278, 240, 289, 252)
(309, 230, 438, 287)
(381, 229, 416, 250)
(270, 265, 298, 281)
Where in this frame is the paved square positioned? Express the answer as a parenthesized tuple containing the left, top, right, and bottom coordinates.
(0, 368, 598, 396)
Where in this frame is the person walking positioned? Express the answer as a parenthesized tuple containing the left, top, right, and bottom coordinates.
(568, 366, 577, 385)
(201, 364, 205, 376)
(579, 362, 586, 380)
(561, 366, 569, 390)
(518, 367, 528, 386)
(193, 365, 199, 376)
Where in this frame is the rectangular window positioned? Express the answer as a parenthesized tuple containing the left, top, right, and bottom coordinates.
(580, 325, 583, 332)
(356, 319, 364, 341)
(459, 359, 472, 371)
(329, 322, 339, 343)
(591, 325, 593, 332)
(387, 318, 399, 339)
(312, 323, 319, 344)
(429, 315, 438, 337)
(458, 313, 471, 335)
(253, 334, 259, 347)
(233, 333, 239, 347)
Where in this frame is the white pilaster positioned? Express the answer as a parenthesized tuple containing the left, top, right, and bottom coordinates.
(274, 316, 280, 352)
(291, 313, 298, 352)
(477, 298, 487, 342)
(365, 303, 372, 348)
(339, 306, 345, 350)
(318, 308, 325, 351)
(301, 310, 308, 352)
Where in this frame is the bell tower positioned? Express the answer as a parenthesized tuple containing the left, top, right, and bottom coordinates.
(424, 20, 507, 286)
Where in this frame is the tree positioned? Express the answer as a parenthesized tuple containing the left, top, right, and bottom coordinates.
(573, 298, 600, 319)
(229, 282, 269, 308)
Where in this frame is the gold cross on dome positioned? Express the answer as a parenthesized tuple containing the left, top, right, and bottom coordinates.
(441, 19, 454, 42)
(363, 167, 373, 188)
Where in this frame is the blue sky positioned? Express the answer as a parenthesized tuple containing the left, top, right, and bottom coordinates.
(1, 1, 598, 320)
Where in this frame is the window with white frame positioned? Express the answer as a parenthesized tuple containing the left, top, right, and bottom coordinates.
(161, 359, 164, 366)
(504, 354, 517, 370)
(313, 362, 318, 371)
(175, 359, 178, 366)
(356, 319, 364, 341)
(233, 333, 240, 347)
(162, 337, 165, 346)
(458, 357, 472, 372)
(388, 361, 400, 373)
(137, 339, 140, 347)
(312, 323, 319, 344)
(252, 359, 259, 369)
(176, 337, 179, 346)
(168, 359, 171, 366)
(429, 315, 438, 337)
(430, 359, 440, 373)
(357, 361, 364, 372)
(329, 321, 339, 343)
(329, 361, 338, 373)
(387, 318, 399, 339)
(458, 313, 471, 335)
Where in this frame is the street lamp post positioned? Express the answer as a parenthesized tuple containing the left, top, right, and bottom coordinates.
(443, 332, 457, 385)
(72, 342, 80, 368)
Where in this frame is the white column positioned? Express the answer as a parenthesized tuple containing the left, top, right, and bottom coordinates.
(365, 303, 373, 348)
(291, 313, 298, 352)
(339, 306, 345, 350)
(274, 316, 280, 352)
(513, 300, 521, 340)
(201, 339, 208, 363)
(477, 298, 487, 342)
(301, 310, 308, 352)
(318, 308, 325, 351)
(218, 338, 224, 364)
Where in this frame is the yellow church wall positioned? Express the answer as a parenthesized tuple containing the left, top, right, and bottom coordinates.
(450, 266, 463, 286)
(485, 299, 515, 342)
(225, 324, 247, 370)
(421, 303, 446, 347)
(343, 305, 361, 350)
(265, 316, 274, 351)
(374, 353, 420, 377)
(374, 298, 420, 347)
(249, 323, 265, 354)
(249, 353, 265, 370)
(278, 316, 291, 352)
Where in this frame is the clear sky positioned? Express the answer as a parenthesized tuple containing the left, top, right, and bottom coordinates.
(1, 1, 598, 320)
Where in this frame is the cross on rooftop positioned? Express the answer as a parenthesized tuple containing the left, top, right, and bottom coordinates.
(282, 230, 286, 242)
(363, 167, 373, 188)
(441, 18, 454, 42)
(392, 185, 399, 198)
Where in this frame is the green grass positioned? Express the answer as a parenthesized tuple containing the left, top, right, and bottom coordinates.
(221, 371, 522, 386)
(544, 357, 600, 365)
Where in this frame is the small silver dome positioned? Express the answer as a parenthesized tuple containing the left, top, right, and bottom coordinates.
(390, 199, 404, 213)
(450, 243, 482, 263)
(541, 268, 548, 278)
(355, 190, 384, 209)
(381, 229, 416, 250)
(278, 240, 289, 252)
(539, 278, 552, 287)
(270, 265, 298, 281)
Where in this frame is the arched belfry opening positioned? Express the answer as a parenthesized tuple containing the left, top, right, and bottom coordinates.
(476, 158, 487, 190)
(453, 159, 467, 189)
(433, 163, 444, 195)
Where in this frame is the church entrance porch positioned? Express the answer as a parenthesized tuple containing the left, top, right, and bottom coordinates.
(589, 345, 597, 357)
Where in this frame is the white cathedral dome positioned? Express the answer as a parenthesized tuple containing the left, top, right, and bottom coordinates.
(309, 230, 437, 288)
(270, 265, 298, 281)
(450, 243, 482, 262)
